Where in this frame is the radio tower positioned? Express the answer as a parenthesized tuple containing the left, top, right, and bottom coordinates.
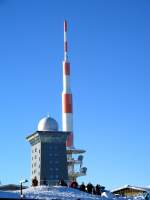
(62, 20, 73, 147)
(62, 20, 87, 182)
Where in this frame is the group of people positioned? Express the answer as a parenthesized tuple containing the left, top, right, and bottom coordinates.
(58, 179, 105, 196)
(32, 176, 105, 196)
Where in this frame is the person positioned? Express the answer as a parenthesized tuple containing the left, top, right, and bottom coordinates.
(70, 180, 78, 189)
(79, 182, 86, 192)
(100, 185, 105, 193)
(32, 176, 38, 186)
(93, 186, 96, 195)
(95, 184, 101, 195)
(58, 178, 67, 186)
(86, 182, 94, 194)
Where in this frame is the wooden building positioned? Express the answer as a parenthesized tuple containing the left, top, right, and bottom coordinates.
(112, 185, 150, 197)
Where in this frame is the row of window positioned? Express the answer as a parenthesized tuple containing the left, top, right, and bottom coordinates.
(50, 168, 59, 171)
(49, 160, 59, 164)
(32, 157, 60, 165)
(32, 163, 40, 168)
(49, 153, 59, 156)
(32, 161, 60, 169)
(32, 146, 63, 153)
(32, 167, 60, 174)
(32, 148, 40, 153)
(49, 146, 59, 149)
(50, 175, 59, 179)
(32, 155, 40, 161)
(32, 152, 59, 158)
(32, 164, 59, 171)
(32, 172, 60, 180)
(32, 169, 40, 175)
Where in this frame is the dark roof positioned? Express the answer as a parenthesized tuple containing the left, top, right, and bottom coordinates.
(0, 184, 28, 191)
(112, 185, 150, 193)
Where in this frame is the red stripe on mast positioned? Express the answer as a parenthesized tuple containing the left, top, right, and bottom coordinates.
(66, 133, 73, 147)
(64, 62, 70, 75)
(63, 94, 72, 113)
(64, 20, 67, 32)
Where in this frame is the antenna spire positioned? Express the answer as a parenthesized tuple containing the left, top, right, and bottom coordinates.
(64, 20, 68, 61)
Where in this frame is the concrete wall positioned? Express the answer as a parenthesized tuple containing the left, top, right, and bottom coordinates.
(31, 142, 41, 183)
(28, 131, 69, 185)
(40, 142, 68, 184)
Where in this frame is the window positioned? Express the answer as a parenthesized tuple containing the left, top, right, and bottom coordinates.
(34, 163, 36, 167)
(35, 155, 37, 159)
(35, 148, 37, 152)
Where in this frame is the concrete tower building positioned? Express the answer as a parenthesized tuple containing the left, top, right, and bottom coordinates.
(26, 116, 69, 185)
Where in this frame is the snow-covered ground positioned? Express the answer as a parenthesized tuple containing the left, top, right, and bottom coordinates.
(0, 190, 19, 199)
(22, 186, 108, 199)
(0, 186, 146, 200)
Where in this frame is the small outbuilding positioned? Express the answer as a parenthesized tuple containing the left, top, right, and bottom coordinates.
(112, 185, 150, 197)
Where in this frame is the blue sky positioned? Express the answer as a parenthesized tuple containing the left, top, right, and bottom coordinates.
(0, 0, 150, 189)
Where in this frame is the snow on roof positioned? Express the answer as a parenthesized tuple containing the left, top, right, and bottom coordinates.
(112, 185, 150, 193)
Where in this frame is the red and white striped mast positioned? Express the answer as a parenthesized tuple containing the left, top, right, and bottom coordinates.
(62, 20, 74, 148)
(62, 20, 87, 181)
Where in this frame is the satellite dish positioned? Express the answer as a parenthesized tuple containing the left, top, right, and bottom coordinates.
(78, 155, 83, 161)
(80, 167, 87, 174)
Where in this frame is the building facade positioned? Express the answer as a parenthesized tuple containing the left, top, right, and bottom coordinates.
(26, 116, 69, 185)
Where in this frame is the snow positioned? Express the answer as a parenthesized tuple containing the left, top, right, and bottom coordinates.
(0, 186, 148, 200)
(19, 186, 103, 199)
(0, 190, 19, 199)
(101, 191, 116, 199)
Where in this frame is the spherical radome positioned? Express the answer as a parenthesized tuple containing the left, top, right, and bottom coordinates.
(37, 116, 58, 131)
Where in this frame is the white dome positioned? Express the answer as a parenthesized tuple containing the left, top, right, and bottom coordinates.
(37, 116, 58, 131)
